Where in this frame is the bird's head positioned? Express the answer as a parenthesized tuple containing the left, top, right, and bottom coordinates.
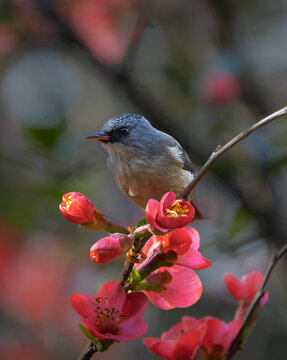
(86, 114, 157, 156)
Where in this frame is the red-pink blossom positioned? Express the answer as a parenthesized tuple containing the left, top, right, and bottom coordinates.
(144, 317, 206, 360)
(224, 271, 269, 320)
(143, 266, 202, 310)
(90, 233, 134, 264)
(59, 192, 96, 224)
(200, 316, 242, 359)
(146, 192, 195, 232)
(142, 227, 211, 270)
(135, 227, 210, 309)
(71, 281, 148, 341)
(144, 316, 242, 360)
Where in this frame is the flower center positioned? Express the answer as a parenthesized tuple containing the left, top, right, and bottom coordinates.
(165, 200, 189, 218)
(62, 195, 74, 211)
(93, 296, 125, 334)
(90, 250, 98, 261)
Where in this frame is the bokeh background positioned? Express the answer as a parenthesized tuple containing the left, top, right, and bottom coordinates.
(0, 0, 287, 359)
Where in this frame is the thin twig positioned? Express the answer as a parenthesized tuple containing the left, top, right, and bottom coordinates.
(78, 341, 97, 360)
(120, 234, 152, 287)
(225, 242, 287, 360)
(180, 106, 287, 199)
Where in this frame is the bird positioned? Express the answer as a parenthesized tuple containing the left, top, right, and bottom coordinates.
(86, 114, 203, 219)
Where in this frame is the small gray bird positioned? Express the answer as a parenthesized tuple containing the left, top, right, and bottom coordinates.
(86, 114, 202, 219)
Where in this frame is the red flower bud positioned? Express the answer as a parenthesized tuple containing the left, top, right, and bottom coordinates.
(146, 192, 195, 232)
(90, 233, 134, 264)
(59, 192, 129, 234)
(59, 192, 95, 224)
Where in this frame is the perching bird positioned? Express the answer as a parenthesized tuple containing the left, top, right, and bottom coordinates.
(86, 114, 202, 219)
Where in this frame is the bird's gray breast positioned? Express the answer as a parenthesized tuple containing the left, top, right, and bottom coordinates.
(104, 143, 194, 208)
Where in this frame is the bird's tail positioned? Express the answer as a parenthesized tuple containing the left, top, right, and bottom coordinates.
(187, 194, 204, 221)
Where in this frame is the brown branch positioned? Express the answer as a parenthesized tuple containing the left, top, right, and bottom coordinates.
(225, 242, 287, 360)
(180, 106, 287, 199)
(120, 234, 152, 287)
(78, 341, 97, 360)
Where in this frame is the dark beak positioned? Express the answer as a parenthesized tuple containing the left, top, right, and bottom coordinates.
(85, 131, 110, 141)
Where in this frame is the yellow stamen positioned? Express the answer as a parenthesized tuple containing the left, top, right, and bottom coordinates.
(165, 200, 189, 218)
(62, 195, 74, 211)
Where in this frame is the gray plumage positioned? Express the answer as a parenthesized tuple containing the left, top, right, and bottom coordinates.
(87, 114, 201, 217)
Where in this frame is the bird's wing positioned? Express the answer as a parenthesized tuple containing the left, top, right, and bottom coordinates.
(163, 132, 195, 173)
(179, 147, 195, 173)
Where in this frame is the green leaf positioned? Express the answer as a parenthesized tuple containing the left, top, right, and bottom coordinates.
(79, 324, 98, 344)
(129, 268, 142, 285)
(136, 217, 148, 228)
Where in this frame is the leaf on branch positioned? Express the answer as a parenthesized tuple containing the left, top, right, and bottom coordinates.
(129, 268, 141, 285)
(79, 324, 98, 345)
(136, 217, 148, 228)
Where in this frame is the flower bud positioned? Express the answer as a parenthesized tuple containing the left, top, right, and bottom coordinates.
(59, 192, 129, 234)
(59, 192, 95, 224)
(90, 233, 134, 264)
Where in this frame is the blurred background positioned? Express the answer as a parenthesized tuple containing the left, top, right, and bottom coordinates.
(0, 0, 287, 359)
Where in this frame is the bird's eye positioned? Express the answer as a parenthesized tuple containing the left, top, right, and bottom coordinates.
(119, 127, 130, 136)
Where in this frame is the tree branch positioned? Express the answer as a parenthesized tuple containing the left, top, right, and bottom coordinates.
(78, 341, 97, 360)
(225, 242, 287, 360)
(180, 106, 287, 199)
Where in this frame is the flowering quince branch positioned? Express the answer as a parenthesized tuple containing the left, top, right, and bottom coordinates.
(180, 106, 287, 199)
(59, 190, 208, 359)
(225, 242, 287, 360)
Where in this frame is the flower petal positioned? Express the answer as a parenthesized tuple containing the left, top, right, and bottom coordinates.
(242, 271, 264, 300)
(162, 228, 192, 255)
(146, 199, 168, 232)
(90, 235, 123, 264)
(176, 247, 212, 270)
(157, 194, 194, 229)
(145, 266, 202, 310)
(122, 291, 148, 318)
(224, 273, 248, 301)
(70, 294, 95, 318)
(143, 338, 175, 360)
(116, 316, 148, 341)
(201, 317, 242, 351)
(184, 226, 200, 250)
(95, 281, 126, 312)
(173, 329, 202, 360)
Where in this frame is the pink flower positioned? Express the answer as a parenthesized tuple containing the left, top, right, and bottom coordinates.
(224, 271, 269, 320)
(146, 192, 195, 232)
(71, 281, 148, 341)
(202, 70, 240, 105)
(143, 266, 203, 310)
(135, 227, 211, 310)
(142, 227, 211, 270)
(200, 317, 242, 359)
(59, 192, 96, 224)
(144, 317, 206, 360)
(90, 233, 134, 264)
(144, 316, 242, 360)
